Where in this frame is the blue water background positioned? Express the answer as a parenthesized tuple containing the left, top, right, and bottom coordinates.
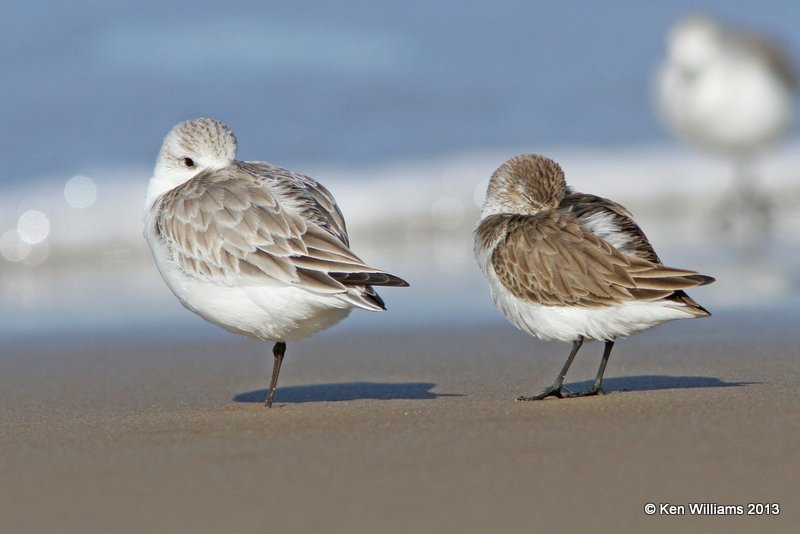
(1, 0, 798, 182)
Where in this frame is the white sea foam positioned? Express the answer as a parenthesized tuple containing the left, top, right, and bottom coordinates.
(1, 144, 799, 336)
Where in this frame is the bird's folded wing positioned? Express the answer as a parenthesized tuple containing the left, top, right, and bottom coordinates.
(492, 213, 712, 307)
(559, 191, 661, 263)
(154, 167, 407, 292)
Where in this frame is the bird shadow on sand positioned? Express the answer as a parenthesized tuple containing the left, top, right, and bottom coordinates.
(234, 382, 462, 404)
(565, 375, 756, 394)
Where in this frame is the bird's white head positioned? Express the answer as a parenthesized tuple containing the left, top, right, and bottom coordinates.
(667, 15, 723, 73)
(146, 118, 238, 206)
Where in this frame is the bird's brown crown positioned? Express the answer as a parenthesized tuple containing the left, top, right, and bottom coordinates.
(484, 154, 567, 215)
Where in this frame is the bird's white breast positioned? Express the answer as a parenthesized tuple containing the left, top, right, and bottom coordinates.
(657, 56, 793, 153)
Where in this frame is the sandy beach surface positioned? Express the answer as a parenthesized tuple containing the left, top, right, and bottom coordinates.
(1, 307, 798, 533)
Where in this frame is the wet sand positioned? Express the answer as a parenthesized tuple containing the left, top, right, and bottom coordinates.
(1, 309, 798, 533)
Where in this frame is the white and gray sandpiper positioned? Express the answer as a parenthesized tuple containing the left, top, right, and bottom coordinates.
(144, 118, 408, 407)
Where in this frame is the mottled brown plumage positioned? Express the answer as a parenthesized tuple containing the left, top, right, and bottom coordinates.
(485, 154, 567, 214)
(560, 192, 661, 263)
(474, 153, 715, 400)
(475, 157, 714, 313)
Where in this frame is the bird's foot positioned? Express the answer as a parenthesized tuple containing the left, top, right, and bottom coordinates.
(564, 385, 605, 398)
(516, 385, 571, 401)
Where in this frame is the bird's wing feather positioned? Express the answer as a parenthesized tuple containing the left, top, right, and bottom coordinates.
(560, 191, 661, 263)
(490, 212, 712, 308)
(152, 164, 408, 298)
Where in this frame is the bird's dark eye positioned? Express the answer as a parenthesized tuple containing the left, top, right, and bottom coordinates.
(183, 157, 196, 168)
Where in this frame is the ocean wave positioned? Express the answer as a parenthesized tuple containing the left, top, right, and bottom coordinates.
(2, 144, 799, 335)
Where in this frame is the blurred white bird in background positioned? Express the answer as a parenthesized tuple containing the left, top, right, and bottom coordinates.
(655, 14, 797, 250)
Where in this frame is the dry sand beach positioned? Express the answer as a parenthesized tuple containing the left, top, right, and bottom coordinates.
(1, 307, 798, 533)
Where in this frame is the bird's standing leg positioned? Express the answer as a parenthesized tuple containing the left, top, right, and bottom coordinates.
(716, 157, 772, 252)
(265, 341, 286, 408)
(735, 160, 772, 252)
(567, 340, 614, 398)
(517, 336, 584, 401)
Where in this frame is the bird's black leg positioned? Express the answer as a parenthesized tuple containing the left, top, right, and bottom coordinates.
(567, 340, 614, 398)
(517, 336, 584, 401)
(265, 342, 286, 408)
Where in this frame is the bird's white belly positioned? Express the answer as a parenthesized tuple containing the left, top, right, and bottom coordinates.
(174, 275, 352, 342)
(147, 232, 351, 342)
